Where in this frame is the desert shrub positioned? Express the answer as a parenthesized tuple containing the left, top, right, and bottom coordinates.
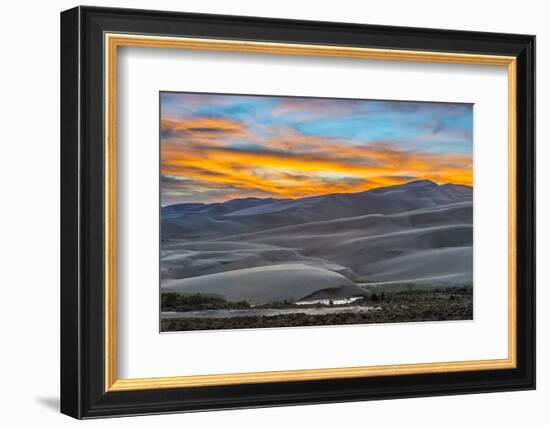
(161, 292, 250, 312)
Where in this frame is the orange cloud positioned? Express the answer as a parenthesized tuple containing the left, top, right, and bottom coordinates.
(161, 117, 247, 135)
(161, 133, 472, 201)
(160, 97, 472, 204)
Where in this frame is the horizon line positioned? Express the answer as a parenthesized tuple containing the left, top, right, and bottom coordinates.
(161, 179, 473, 207)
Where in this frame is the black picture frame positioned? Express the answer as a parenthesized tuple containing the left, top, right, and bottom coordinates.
(61, 5, 535, 419)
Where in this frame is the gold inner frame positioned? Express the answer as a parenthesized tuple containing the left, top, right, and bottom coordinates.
(104, 33, 517, 392)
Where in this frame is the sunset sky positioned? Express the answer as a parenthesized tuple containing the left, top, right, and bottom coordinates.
(160, 92, 473, 205)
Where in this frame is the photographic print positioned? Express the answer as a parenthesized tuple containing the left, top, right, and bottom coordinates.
(160, 92, 473, 332)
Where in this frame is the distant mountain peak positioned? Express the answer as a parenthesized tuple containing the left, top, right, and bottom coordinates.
(401, 179, 438, 187)
(162, 179, 472, 213)
(441, 183, 472, 189)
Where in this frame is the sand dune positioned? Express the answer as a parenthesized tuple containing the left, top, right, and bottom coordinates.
(221, 202, 472, 244)
(218, 202, 472, 283)
(162, 180, 472, 240)
(361, 246, 472, 283)
(162, 264, 368, 304)
(161, 241, 347, 280)
(160, 181, 474, 302)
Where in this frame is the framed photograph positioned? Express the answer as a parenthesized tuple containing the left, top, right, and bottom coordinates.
(60, 6, 535, 419)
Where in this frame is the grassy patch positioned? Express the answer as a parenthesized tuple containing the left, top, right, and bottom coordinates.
(161, 292, 250, 312)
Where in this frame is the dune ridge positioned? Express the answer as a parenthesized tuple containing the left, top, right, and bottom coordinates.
(163, 264, 368, 304)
